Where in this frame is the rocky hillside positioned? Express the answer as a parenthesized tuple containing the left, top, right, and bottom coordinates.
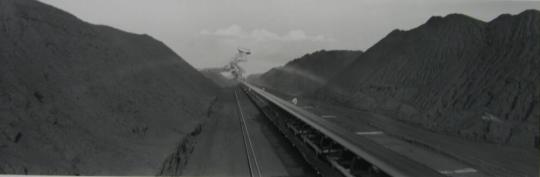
(246, 73, 263, 85)
(317, 10, 540, 148)
(256, 50, 362, 96)
(0, 0, 217, 175)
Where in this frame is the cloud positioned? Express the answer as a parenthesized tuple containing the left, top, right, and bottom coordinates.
(200, 24, 335, 42)
(197, 25, 338, 74)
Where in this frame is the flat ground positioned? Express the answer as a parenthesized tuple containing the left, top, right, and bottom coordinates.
(295, 98, 539, 177)
(182, 88, 315, 177)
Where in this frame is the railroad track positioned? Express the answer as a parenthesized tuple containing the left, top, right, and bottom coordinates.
(234, 90, 263, 177)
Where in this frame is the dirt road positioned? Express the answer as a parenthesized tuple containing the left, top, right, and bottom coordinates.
(182, 88, 314, 177)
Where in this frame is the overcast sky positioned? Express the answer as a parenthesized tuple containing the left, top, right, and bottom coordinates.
(39, 0, 539, 74)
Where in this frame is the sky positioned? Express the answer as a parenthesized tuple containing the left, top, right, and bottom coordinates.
(39, 0, 540, 74)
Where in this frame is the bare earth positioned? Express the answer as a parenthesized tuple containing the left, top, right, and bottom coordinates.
(183, 89, 314, 177)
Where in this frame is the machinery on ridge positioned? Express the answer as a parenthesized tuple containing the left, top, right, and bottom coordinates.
(222, 48, 251, 80)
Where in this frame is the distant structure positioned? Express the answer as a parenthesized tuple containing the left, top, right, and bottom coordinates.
(222, 48, 251, 80)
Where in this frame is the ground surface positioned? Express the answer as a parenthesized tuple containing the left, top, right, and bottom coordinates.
(295, 98, 539, 177)
(183, 88, 315, 177)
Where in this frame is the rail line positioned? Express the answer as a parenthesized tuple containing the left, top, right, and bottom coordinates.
(234, 90, 263, 177)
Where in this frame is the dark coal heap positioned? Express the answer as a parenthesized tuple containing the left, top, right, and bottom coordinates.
(256, 50, 362, 96)
(317, 10, 540, 148)
(0, 0, 217, 175)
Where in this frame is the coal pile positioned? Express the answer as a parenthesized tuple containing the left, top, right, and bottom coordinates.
(317, 10, 540, 148)
(256, 50, 362, 96)
(0, 0, 218, 174)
